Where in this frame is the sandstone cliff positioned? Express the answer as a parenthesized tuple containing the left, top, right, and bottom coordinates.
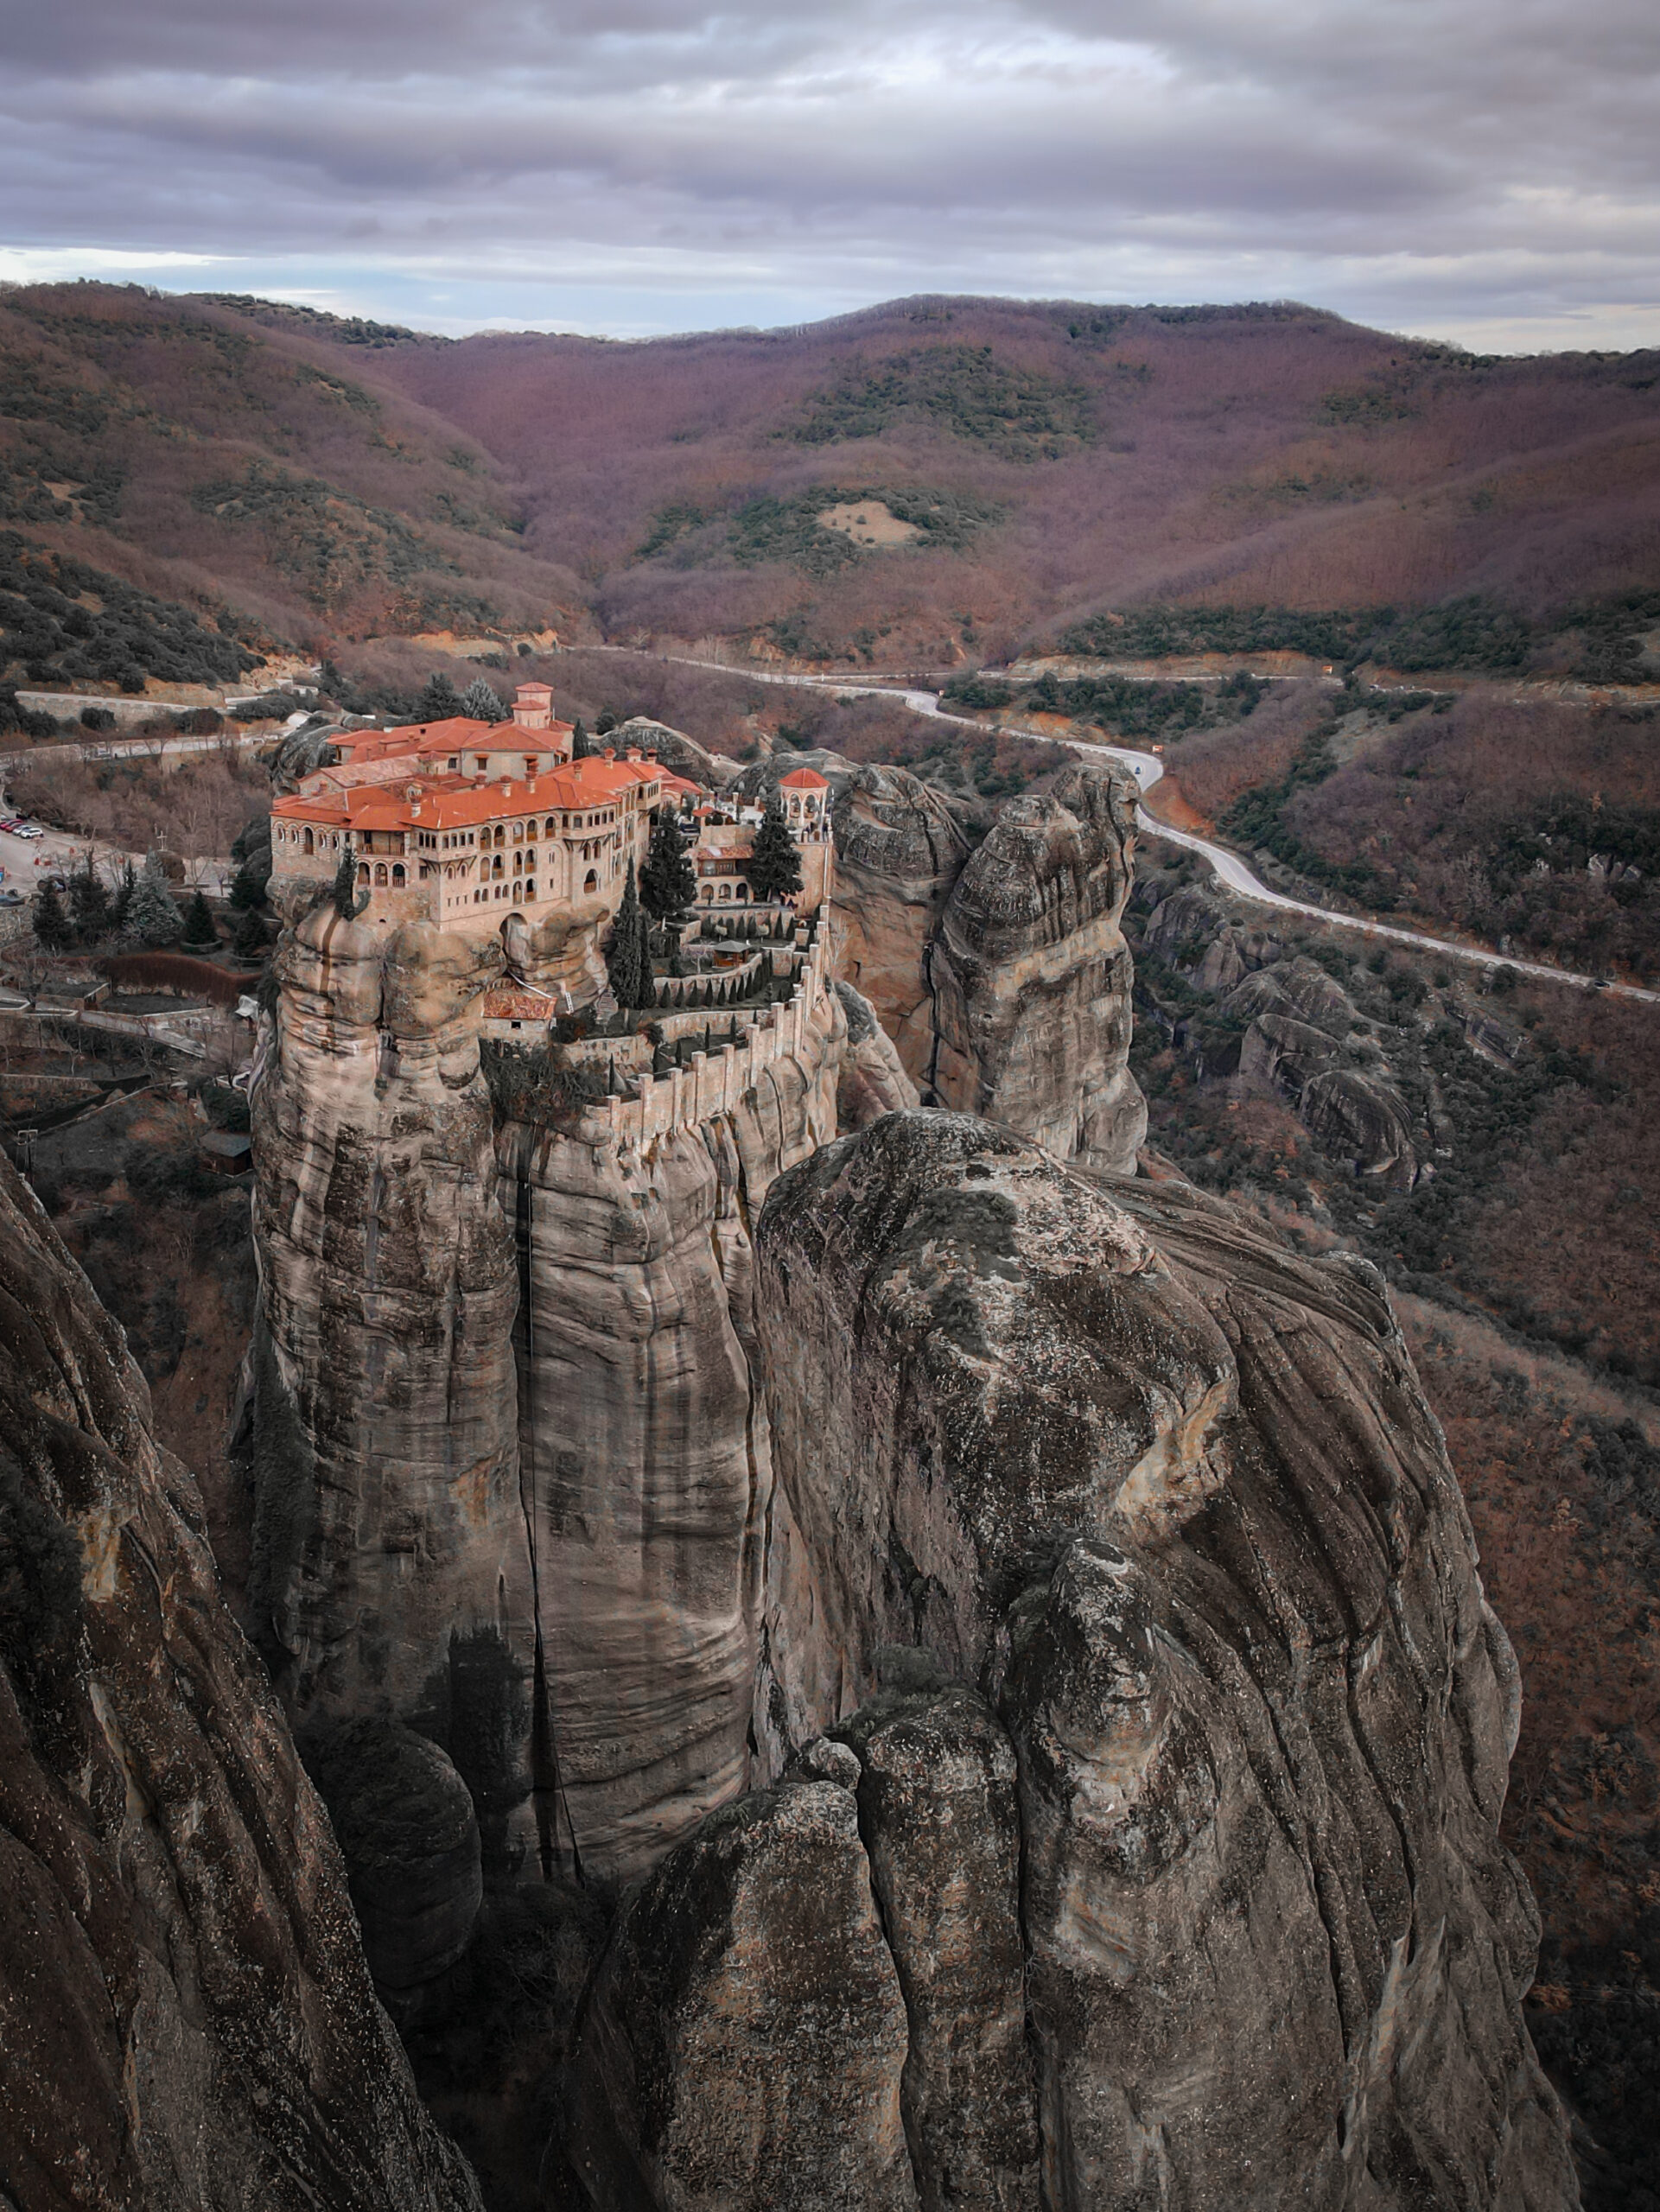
(830, 761, 1147, 1173)
(569, 1112, 1574, 2212)
(249, 897, 523, 1770)
(830, 764, 976, 1084)
(927, 766, 1147, 1172)
(252, 887, 863, 1887)
(0, 1154, 480, 2212)
(496, 963, 846, 1880)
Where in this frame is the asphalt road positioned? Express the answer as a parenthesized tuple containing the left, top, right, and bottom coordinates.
(608, 650, 1660, 1010)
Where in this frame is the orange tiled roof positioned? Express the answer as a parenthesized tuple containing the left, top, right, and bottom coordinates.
(273, 752, 663, 832)
(778, 766, 830, 790)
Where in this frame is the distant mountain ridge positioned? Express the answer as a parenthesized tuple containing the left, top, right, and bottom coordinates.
(1, 283, 1655, 674)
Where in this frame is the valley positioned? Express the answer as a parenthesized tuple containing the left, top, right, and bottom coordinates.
(3, 285, 1658, 2212)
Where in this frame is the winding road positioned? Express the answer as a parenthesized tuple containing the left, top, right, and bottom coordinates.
(652, 655, 1660, 1009)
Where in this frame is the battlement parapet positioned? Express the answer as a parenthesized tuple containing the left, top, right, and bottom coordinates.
(572, 931, 833, 1152)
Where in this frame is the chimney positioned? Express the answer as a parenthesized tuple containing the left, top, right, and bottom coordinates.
(626, 747, 641, 762)
(645, 749, 658, 763)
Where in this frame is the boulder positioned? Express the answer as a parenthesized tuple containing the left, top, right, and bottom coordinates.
(834, 979, 922, 1128)
(307, 1718, 483, 2014)
(565, 1781, 914, 2212)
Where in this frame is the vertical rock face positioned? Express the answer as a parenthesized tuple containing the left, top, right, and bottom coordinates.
(0, 1156, 480, 2212)
(928, 766, 1147, 1172)
(830, 765, 977, 1084)
(496, 969, 844, 1882)
(250, 899, 523, 1756)
(569, 1113, 1574, 2212)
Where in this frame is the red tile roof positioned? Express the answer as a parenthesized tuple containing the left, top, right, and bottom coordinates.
(273, 752, 662, 834)
(779, 766, 830, 791)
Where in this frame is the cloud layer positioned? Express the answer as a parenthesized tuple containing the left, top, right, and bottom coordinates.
(4, 1, 1658, 347)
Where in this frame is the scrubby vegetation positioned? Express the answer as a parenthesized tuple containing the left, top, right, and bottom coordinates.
(785, 345, 1096, 458)
(0, 531, 261, 691)
(9, 745, 272, 861)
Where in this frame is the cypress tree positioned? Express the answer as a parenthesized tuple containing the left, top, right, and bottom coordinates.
(570, 717, 590, 760)
(639, 808, 696, 923)
(127, 855, 184, 948)
(232, 905, 268, 957)
(747, 788, 803, 906)
(607, 859, 645, 1008)
(67, 855, 111, 943)
(32, 879, 71, 951)
(182, 890, 219, 949)
(110, 859, 136, 934)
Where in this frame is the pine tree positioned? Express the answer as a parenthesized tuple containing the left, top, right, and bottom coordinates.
(639, 808, 696, 923)
(607, 859, 646, 1008)
(570, 717, 589, 760)
(32, 879, 71, 951)
(418, 671, 463, 721)
(67, 855, 111, 943)
(126, 856, 184, 948)
(461, 676, 506, 722)
(232, 905, 268, 958)
(595, 709, 618, 738)
(182, 890, 219, 948)
(229, 849, 270, 909)
(747, 789, 803, 906)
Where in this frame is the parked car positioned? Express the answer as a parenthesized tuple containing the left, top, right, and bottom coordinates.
(0, 889, 25, 906)
(15, 824, 44, 840)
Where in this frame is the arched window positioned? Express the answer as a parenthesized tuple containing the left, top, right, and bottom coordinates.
(525, 879, 536, 900)
(735, 882, 749, 902)
(392, 863, 405, 887)
(544, 817, 557, 837)
(302, 828, 315, 855)
(583, 869, 598, 893)
(492, 855, 504, 879)
(701, 884, 713, 901)
(512, 883, 523, 904)
(374, 862, 388, 886)
(513, 822, 524, 843)
(357, 862, 370, 884)
(718, 883, 730, 901)
(526, 848, 536, 869)
(494, 826, 506, 849)
(513, 852, 523, 874)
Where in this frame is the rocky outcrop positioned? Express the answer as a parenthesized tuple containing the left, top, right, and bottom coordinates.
(0, 1154, 480, 2212)
(248, 899, 523, 1752)
(928, 766, 1147, 1172)
(493, 959, 845, 1882)
(567, 1113, 1574, 2211)
(834, 979, 922, 1128)
(830, 764, 977, 1084)
(307, 1719, 483, 2021)
(1226, 962, 1420, 1188)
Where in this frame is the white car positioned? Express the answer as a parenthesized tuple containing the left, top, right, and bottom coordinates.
(15, 824, 44, 840)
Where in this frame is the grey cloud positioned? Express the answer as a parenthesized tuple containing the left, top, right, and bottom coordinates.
(2, 0, 1657, 346)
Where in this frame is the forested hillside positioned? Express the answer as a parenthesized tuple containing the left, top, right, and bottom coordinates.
(1, 283, 1657, 674)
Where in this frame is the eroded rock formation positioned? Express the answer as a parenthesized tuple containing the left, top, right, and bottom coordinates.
(0, 1154, 480, 2212)
(927, 766, 1147, 1171)
(249, 899, 523, 1747)
(499, 964, 844, 1879)
(830, 764, 977, 1083)
(569, 1112, 1574, 2211)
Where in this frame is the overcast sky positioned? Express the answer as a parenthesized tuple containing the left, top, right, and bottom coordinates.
(3, 0, 1657, 351)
